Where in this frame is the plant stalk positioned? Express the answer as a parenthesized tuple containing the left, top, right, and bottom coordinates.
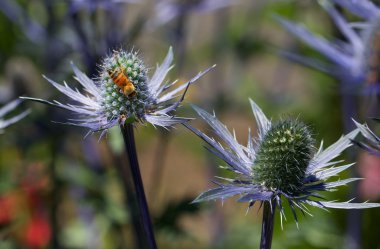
(260, 201, 276, 249)
(114, 153, 147, 249)
(120, 124, 158, 249)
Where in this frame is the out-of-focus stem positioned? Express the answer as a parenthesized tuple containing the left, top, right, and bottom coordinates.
(120, 124, 157, 249)
(149, 9, 188, 203)
(149, 130, 170, 202)
(341, 83, 361, 249)
(260, 201, 276, 249)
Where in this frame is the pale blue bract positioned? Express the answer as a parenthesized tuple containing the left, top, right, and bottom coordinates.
(0, 99, 29, 132)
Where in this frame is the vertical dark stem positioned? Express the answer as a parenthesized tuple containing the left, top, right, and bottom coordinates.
(331, 5, 361, 247)
(341, 85, 361, 249)
(260, 201, 276, 249)
(173, 10, 188, 72)
(120, 124, 158, 249)
(114, 153, 147, 249)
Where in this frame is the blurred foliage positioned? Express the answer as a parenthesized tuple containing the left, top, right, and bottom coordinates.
(0, 0, 380, 249)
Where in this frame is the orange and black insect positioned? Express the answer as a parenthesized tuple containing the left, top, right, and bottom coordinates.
(107, 64, 137, 98)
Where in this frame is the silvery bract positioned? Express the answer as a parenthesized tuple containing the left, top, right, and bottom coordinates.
(278, 0, 380, 93)
(186, 99, 380, 227)
(353, 119, 380, 156)
(0, 99, 29, 133)
(22, 47, 214, 137)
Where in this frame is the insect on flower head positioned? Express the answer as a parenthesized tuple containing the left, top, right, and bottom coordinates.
(100, 49, 151, 121)
(21, 47, 215, 137)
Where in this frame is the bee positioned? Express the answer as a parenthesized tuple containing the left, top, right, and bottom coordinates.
(107, 65, 137, 98)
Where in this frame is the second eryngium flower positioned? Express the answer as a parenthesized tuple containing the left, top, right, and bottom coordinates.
(185, 99, 380, 227)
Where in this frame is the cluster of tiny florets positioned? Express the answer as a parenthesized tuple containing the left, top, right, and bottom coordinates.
(99, 49, 155, 120)
(253, 119, 314, 194)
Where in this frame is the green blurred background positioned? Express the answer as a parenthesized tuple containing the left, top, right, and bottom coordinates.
(0, 0, 380, 248)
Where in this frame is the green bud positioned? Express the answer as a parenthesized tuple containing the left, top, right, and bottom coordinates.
(253, 119, 314, 194)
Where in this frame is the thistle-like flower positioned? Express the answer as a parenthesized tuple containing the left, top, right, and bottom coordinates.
(186, 99, 380, 227)
(278, 0, 380, 93)
(353, 119, 380, 156)
(22, 47, 214, 136)
(0, 99, 29, 133)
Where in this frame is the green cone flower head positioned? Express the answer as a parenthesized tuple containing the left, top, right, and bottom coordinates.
(185, 99, 380, 227)
(253, 119, 314, 195)
(100, 50, 153, 120)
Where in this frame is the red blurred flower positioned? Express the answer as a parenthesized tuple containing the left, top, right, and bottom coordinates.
(359, 152, 380, 200)
(0, 193, 17, 225)
(22, 214, 51, 249)
(0, 163, 51, 248)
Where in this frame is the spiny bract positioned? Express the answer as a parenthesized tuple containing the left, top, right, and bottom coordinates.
(278, 0, 380, 93)
(0, 99, 29, 132)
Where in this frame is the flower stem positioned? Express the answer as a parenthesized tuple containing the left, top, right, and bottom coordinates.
(114, 153, 148, 249)
(120, 124, 158, 249)
(260, 201, 276, 249)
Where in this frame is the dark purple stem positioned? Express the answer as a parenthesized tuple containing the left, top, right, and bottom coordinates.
(341, 84, 361, 249)
(114, 152, 147, 249)
(260, 201, 276, 249)
(120, 124, 158, 249)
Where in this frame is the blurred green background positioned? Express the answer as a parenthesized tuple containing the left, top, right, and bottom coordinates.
(1, 0, 380, 248)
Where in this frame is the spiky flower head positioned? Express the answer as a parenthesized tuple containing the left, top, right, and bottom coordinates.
(252, 119, 314, 195)
(0, 99, 29, 133)
(22, 47, 214, 136)
(99, 49, 152, 121)
(186, 99, 380, 227)
(278, 0, 380, 93)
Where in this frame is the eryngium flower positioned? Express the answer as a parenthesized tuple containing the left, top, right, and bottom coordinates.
(186, 99, 380, 226)
(278, 0, 380, 93)
(0, 99, 29, 132)
(353, 119, 380, 156)
(22, 47, 214, 136)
